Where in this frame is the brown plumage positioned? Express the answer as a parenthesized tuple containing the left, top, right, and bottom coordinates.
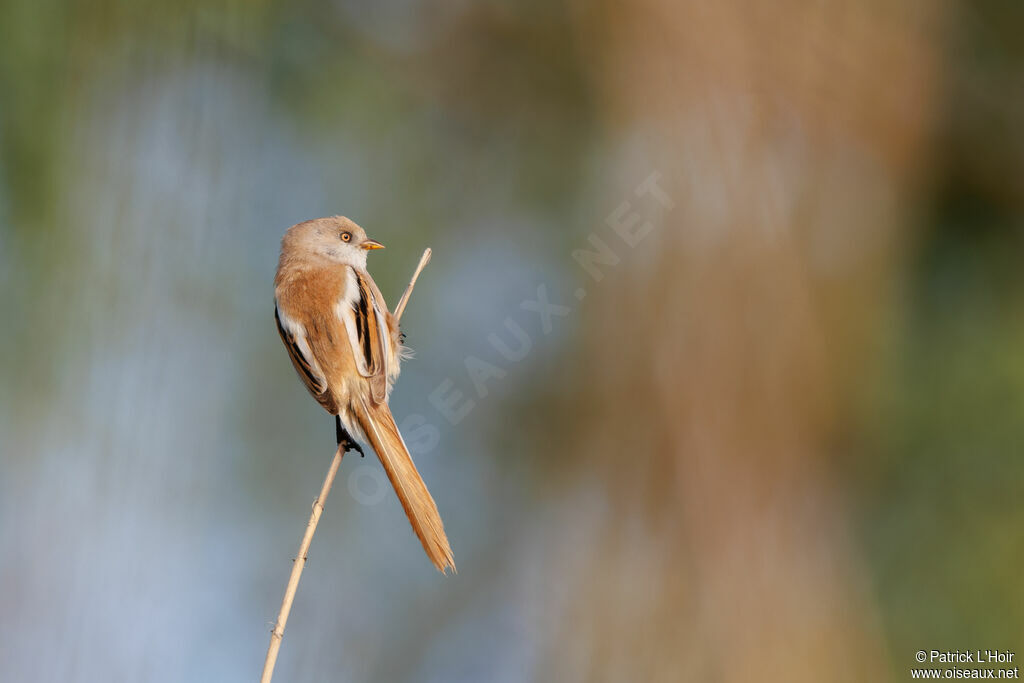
(274, 216, 455, 573)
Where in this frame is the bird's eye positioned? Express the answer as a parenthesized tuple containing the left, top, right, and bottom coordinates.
(340, 232, 351, 242)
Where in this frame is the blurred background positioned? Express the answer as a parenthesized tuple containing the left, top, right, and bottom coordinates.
(2, 1, 1023, 681)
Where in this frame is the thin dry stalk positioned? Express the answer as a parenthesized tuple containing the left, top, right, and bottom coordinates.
(260, 445, 345, 683)
(261, 250, 430, 681)
(393, 247, 431, 322)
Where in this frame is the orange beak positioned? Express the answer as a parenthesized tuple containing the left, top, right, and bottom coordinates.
(362, 239, 385, 250)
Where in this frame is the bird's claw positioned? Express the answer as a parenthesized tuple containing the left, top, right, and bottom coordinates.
(336, 417, 365, 457)
(349, 440, 365, 458)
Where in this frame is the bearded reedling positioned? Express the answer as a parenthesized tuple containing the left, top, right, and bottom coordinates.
(261, 216, 448, 683)
(273, 216, 452, 570)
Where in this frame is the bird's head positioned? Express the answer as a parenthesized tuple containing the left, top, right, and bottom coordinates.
(283, 216, 384, 269)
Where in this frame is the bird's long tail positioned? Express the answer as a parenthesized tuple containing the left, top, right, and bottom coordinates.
(353, 395, 455, 573)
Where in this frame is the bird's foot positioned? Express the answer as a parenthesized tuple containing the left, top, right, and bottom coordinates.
(341, 437, 365, 458)
(336, 417, 365, 457)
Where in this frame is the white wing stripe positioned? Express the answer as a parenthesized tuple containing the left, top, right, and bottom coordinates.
(276, 303, 328, 388)
(336, 267, 373, 377)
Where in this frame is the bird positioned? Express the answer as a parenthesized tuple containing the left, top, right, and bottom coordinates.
(273, 216, 455, 573)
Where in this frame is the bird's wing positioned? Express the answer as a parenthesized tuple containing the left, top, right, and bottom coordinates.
(275, 303, 337, 413)
(339, 267, 391, 404)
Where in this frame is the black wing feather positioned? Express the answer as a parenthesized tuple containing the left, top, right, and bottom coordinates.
(275, 305, 337, 414)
